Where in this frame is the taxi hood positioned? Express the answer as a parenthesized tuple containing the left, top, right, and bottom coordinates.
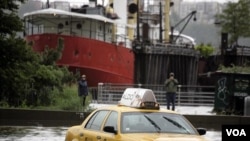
(121, 133, 207, 141)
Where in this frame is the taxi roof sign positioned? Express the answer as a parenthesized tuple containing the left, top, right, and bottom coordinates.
(119, 88, 159, 109)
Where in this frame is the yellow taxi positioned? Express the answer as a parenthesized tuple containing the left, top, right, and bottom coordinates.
(65, 88, 208, 141)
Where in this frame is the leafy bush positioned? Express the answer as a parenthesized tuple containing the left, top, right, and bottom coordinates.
(218, 64, 250, 73)
(34, 84, 94, 111)
(0, 84, 95, 112)
(195, 43, 214, 58)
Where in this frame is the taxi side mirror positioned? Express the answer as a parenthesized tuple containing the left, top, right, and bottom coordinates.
(196, 128, 206, 135)
(103, 126, 117, 134)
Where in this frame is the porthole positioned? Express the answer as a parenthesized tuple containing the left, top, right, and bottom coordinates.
(76, 23, 82, 29)
(74, 50, 79, 56)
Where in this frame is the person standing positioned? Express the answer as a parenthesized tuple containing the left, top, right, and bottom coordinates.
(78, 74, 88, 106)
(164, 72, 178, 111)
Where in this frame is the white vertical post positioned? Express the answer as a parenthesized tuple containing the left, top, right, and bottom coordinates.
(178, 85, 181, 106)
(244, 96, 250, 116)
(98, 82, 104, 103)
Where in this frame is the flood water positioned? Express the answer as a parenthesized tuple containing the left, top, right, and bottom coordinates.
(0, 126, 221, 141)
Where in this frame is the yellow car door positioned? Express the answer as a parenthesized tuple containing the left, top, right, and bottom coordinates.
(98, 111, 119, 141)
(81, 110, 111, 141)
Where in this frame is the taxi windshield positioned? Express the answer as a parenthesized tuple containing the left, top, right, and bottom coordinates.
(121, 112, 197, 134)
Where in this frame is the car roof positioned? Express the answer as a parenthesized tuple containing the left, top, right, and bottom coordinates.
(94, 104, 178, 114)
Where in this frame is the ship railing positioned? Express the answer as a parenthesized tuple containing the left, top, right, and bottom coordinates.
(89, 83, 215, 107)
(24, 24, 133, 48)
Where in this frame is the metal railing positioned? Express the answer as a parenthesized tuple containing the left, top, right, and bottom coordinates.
(89, 83, 215, 107)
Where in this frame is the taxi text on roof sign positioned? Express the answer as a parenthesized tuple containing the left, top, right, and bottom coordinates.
(119, 88, 160, 109)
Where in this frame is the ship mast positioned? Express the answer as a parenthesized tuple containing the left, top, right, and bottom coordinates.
(136, 0, 140, 41)
(137, 0, 171, 44)
(127, 0, 138, 41)
(164, 0, 170, 43)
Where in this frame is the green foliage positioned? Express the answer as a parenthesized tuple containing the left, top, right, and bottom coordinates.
(52, 85, 88, 111)
(218, 64, 250, 73)
(24, 85, 94, 112)
(0, 0, 78, 108)
(0, 83, 96, 111)
(216, 0, 250, 44)
(0, 35, 39, 106)
(41, 38, 64, 65)
(0, 0, 25, 37)
(0, 36, 75, 107)
(195, 43, 214, 58)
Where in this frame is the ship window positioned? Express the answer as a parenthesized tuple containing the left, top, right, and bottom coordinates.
(58, 23, 64, 29)
(99, 24, 102, 31)
(65, 21, 69, 25)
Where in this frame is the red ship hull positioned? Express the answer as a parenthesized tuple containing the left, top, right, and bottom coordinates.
(26, 34, 135, 87)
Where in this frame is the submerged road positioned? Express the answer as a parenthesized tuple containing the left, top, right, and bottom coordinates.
(0, 126, 221, 141)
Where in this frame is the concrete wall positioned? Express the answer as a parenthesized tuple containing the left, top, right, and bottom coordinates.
(0, 108, 89, 127)
(1, 108, 250, 130)
(185, 115, 250, 130)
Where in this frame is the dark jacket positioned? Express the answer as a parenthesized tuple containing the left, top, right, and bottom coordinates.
(78, 80, 88, 96)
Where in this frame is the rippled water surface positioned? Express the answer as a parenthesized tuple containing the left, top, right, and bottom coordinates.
(0, 126, 221, 141)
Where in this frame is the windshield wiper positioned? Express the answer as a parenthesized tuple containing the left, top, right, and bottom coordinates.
(162, 116, 190, 134)
(144, 115, 161, 133)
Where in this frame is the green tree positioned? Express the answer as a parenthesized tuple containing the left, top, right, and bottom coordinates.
(0, 0, 33, 106)
(195, 43, 214, 59)
(217, 0, 250, 45)
(0, 0, 25, 37)
(0, 0, 76, 107)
